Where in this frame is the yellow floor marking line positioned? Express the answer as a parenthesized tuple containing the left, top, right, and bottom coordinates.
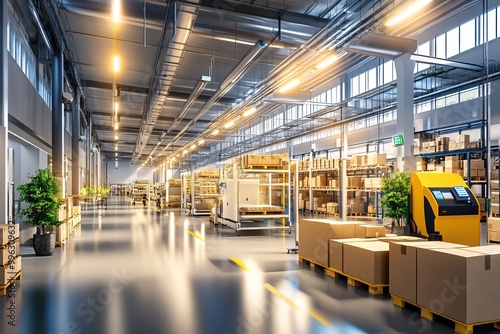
(174, 222, 181, 226)
(187, 230, 205, 242)
(230, 257, 253, 272)
(263, 283, 330, 327)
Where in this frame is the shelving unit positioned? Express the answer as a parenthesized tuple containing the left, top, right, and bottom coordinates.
(296, 153, 388, 217)
(166, 179, 181, 208)
(218, 158, 291, 234)
(131, 180, 150, 206)
(181, 169, 220, 216)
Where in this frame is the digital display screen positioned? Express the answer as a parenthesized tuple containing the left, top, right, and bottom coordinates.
(453, 186, 469, 198)
(432, 191, 444, 200)
(442, 192, 454, 200)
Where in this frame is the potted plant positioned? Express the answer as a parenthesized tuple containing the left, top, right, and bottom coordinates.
(17, 168, 63, 256)
(381, 172, 411, 235)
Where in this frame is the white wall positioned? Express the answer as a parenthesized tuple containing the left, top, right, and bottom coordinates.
(107, 158, 154, 184)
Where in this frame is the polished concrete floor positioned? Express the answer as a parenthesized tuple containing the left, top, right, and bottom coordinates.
(0, 196, 496, 334)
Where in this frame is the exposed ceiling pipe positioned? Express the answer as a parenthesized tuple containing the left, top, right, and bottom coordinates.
(157, 38, 270, 155)
(131, 0, 200, 165)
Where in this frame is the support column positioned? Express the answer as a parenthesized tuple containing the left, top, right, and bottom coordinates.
(0, 0, 8, 223)
(339, 124, 348, 219)
(52, 47, 64, 195)
(72, 90, 80, 204)
(394, 54, 415, 172)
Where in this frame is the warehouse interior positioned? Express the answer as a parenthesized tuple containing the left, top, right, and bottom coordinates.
(2, 0, 500, 333)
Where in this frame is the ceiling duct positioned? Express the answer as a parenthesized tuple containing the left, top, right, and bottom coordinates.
(157, 38, 270, 156)
(131, 0, 200, 165)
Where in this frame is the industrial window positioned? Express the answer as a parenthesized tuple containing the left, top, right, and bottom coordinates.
(435, 33, 446, 58)
(488, 8, 497, 41)
(461, 87, 479, 101)
(446, 27, 459, 58)
(460, 19, 476, 53)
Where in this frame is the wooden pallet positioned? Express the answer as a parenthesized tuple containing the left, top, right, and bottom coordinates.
(392, 295, 500, 334)
(347, 212, 367, 216)
(325, 267, 387, 295)
(298, 256, 328, 271)
(0, 271, 22, 296)
(243, 164, 285, 170)
(56, 239, 67, 247)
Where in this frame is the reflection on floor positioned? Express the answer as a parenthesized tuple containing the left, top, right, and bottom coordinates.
(0, 196, 495, 334)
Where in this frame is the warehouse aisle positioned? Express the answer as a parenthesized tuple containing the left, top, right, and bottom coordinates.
(0, 196, 495, 334)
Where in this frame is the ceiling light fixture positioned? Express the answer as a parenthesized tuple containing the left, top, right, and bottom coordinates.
(212, 129, 220, 136)
(243, 107, 257, 117)
(114, 122, 119, 131)
(114, 101, 119, 113)
(198, 139, 205, 145)
(224, 120, 235, 129)
(385, 0, 432, 27)
(114, 134, 118, 140)
(316, 55, 338, 70)
(112, 0, 121, 23)
(114, 56, 120, 72)
(279, 79, 300, 93)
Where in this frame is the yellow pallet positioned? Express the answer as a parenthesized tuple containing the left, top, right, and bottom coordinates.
(392, 294, 500, 334)
(0, 271, 22, 296)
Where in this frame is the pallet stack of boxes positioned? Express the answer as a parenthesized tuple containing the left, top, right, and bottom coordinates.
(47, 203, 68, 246)
(0, 224, 21, 289)
(488, 217, 500, 243)
(492, 169, 499, 216)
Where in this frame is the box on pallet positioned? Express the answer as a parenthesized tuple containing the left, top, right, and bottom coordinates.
(355, 225, 386, 238)
(389, 241, 467, 304)
(366, 153, 386, 166)
(299, 219, 364, 267)
(343, 241, 390, 285)
(0, 256, 21, 285)
(0, 240, 19, 265)
(0, 225, 19, 245)
(329, 238, 378, 272)
(489, 230, 500, 242)
(492, 170, 499, 180)
(417, 247, 500, 324)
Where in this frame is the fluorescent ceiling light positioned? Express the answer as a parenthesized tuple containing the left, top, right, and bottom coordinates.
(114, 135, 118, 140)
(316, 55, 338, 70)
(114, 123, 119, 130)
(190, 144, 196, 150)
(112, 0, 121, 22)
(212, 129, 220, 136)
(114, 56, 120, 72)
(114, 102, 119, 113)
(243, 107, 257, 117)
(279, 79, 300, 93)
(385, 0, 432, 27)
(198, 139, 205, 145)
(224, 120, 235, 129)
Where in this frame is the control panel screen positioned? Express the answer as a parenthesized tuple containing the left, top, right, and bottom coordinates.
(453, 186, 469, 199)
(432, 191, 444, 200)
(442, 192, 454, 200)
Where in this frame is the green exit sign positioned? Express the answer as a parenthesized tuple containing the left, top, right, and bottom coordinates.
(392, 134, 404, 147)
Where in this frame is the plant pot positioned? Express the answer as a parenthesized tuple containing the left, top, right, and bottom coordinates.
(391, 225, 406, 236)
(33, 233, 56, 256)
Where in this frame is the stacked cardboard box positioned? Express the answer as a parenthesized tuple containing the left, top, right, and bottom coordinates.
(444, 156, 461, 174)
(326, 202, 338, 215)
(488, 217, 500, 242)
(417, 246, 500, 324)
(355, 225, 386, 238)
(350, 155, 366, 168)
(416, 158, 427, 171)
(349, 197, 367, 214)
(329, 238, 379, 272)
(348, 176, 363, 188)
(436, 136, 450, 152)
(343, 241, 390, 285)
(463, 159, 485, 178)
(299, 219, 365, 267)
(0, 224, 20, 286)
(366, 153, 386, 166)
(389, 241, 467, 304)
(328, 179, 338, 188)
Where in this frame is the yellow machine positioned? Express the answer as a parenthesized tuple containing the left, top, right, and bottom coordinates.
(410, 172, 480, 246)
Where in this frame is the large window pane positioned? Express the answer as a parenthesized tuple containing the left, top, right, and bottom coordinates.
(436, 33, 446, 58)
(460, 19, 476, 52)
(446, 27, 459, 57)
(368, 68, 377, 91)
(488, 8, 497, 41)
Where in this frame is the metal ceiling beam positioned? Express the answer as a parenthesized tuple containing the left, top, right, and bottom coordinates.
(198, 0, 329, 28)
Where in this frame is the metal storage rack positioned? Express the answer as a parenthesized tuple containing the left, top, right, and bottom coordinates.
(166, 179, 181, 207)
(218, 161, 291, 234)
(131, 180, 150, 206)
(181, 169, 220, 215)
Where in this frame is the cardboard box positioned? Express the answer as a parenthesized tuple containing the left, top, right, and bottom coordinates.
(488, 217, 500, 231)
(0, 225, 19, 246)
(366, 153, 386, 166)
(377, 236, 426, 243)
(299, 219, 364, 267)
(355, 225, 386, 238)
(489, 230, 500, 242)
(329, 238, 378, 272)
(491, 192, 500, 204)
(0, 240, 19, 266)
(259, 155, 270, 165)
(493, 180, 499, 191)
(343, 241, 390, 285)
(492, 170, 499, 180)
(389, 241, 467, 304)
(0, 256, 21, 285)
(444, 160, 460, 169)
(417, 247, 500, 324)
